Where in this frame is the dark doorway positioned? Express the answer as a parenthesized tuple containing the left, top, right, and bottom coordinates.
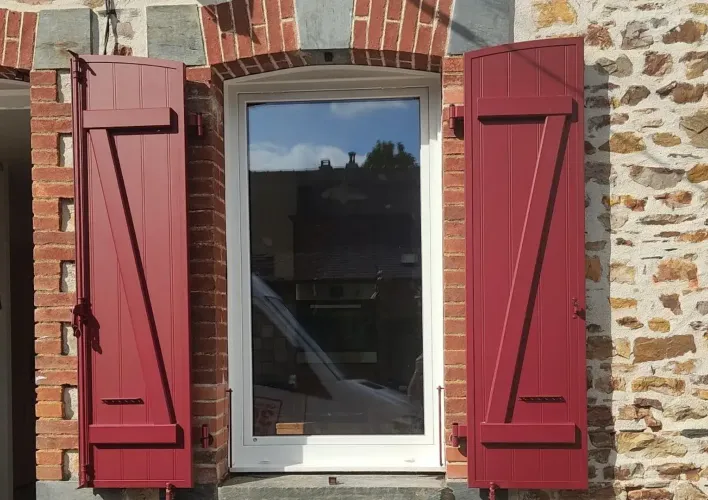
(0, 79, 36, 500)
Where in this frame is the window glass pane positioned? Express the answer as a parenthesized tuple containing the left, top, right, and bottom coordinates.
(248, 98, 424, 436)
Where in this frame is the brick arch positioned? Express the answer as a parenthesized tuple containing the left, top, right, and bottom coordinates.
(199, 0, 452, 80)
(0, 8, 37, 79)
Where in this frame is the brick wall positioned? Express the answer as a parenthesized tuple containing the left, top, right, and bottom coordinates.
(30, 68, 77, 481)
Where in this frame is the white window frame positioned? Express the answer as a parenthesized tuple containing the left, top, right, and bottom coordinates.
(224, 66, 444, 472)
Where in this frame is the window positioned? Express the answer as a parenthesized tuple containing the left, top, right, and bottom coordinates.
(226, 67, 443, 471)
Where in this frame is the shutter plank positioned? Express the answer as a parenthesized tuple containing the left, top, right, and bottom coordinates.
(465, 38, 586, 490)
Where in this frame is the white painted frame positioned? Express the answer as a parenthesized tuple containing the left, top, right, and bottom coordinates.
(225, 66, 444, 472)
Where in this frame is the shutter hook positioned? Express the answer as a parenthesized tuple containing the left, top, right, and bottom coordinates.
(489, 483, 497, 500)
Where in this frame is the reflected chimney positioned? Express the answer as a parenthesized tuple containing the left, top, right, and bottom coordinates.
(320, 159, 332, 170)
(345, 151, 358, 169)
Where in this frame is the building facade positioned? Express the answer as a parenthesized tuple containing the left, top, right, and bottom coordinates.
(0, 0, 706, 498)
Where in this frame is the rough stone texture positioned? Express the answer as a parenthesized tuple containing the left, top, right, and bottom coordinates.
(296, 0, 354, 51)
(34, 9, 94, 69)
(447, 0, 512, 54)
(146, 5, 205, 66)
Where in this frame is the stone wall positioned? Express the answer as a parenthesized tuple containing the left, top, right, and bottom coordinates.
(514, 0, 708, 499)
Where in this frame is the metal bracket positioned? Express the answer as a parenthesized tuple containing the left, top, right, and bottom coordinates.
(446, 104, 465, 131)
(200, 423, 212, 448)
(188, 113, 204, 137)
(450, 422, 468, 447)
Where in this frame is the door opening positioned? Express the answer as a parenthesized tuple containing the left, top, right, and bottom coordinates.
(0, 78, 36, 499)
(226, 67, 443, 472)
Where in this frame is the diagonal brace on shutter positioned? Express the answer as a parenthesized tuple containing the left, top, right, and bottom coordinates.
(481, 98, 576, 445)
(89, 125, 177, 435)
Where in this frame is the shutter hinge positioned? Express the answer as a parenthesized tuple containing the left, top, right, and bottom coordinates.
(71, 301, 90, 337)
(450, 422, 467, 447)
(188, 113, 204, 137)
(446, 104, 465, 131)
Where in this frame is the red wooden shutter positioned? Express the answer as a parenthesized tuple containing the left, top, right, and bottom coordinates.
(71, 56, 192, 488)
(465, 37, 586, 489)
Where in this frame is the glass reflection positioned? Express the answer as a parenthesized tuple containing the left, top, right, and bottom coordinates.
(248, 99, 424, 436)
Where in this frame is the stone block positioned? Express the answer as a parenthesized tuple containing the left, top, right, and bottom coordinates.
(447, 0, 511, 55)
(297, 0, 354, 51)
(34, 9, 95, 69)
(146, 5, 206, 66)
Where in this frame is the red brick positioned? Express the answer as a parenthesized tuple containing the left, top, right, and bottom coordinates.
(0, 10, 6, 62)
(444, 155, 464, 172)
(280, 0, 295, 18)
(445, 350, 466, 366)
(201, 7, 222, 65)
(444, 269, 465, 287)
(36, 450, 62, 466)
(36, 401, 63, 418)
(415, 24, 433, 54)
(31, 133, 58, 149)
(444, 204, 465, 221)
(32, 151, 59, 166)
(443, 189, 465, 204)
(35, 356, 77, 370)
(444, 286, 465, 303)
(443, 138, 464, 155)
(6, 10, 20, 38)
(252, 25, 268, 55)
(35, 307, 72, 322)
(33, 245, 74, 260)
(35, 339, 62, 355)
(33, 167, 74, 182)
(420, 0, 436, 24)
(431, 0, 453, 57)
(31, 118, 72, 133)
(251, 0, 265, 24)
(32, 182, 74, 198)
(35, 322, 61, 337)
(446, 446, 467, 462)
(445, 382, 466, 399)
(367, 0, 386, 50)
(443, 171, 464, 188)
(186, 67, 213, 83)
(31, 102, 71, 117)
(443, 56, 463, 73)
(216, 2, 234, 32)
(353, 19, 368, 49)
(445, 333, 466, 350)
(233, 0, 254, 58)
(221, 31, 237, 63)
(354, 0, 370, 17)
(37, 387, 63, 401)
(35, 292, 74, 307)
(34, 276, 60, 291)
(34, 230, 74, 246)
(30, 70, 56, 86)
(3, 39, 18, 67)
(444, 237, 465, 253)
(18, 11, 37, 70)
(265, 0, 283, 53)
(445, 303, 465, 318)
(444, 221, 464, 238)
(386, 0, 403, 19)
(383, 21, 399, 51)
(33, 198, 58, 215)
(444, 255, 464, 270)
(399, 0, 419, 53)
(34, 261, 60, 276)
(36, 465, 63, 481)
(445, 365, 465, 382)
(35, 370, 77, 385)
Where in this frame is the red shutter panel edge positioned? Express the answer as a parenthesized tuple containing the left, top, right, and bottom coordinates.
(72, 55, 192, 488)
(464, 37, 586, 490)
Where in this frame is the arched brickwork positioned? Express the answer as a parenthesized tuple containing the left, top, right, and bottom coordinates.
(0, 8, 37, 77)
